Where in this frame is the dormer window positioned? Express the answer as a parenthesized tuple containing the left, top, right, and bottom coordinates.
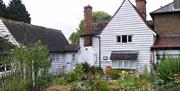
(116, 35, 132, 43)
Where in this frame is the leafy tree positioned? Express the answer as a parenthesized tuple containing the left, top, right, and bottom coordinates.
(0, 36, 14, 72)
(2, 41, 51, 91)
(7, 0, 31, 23)
(0, 36, 14, 60)
(0, 0, 7, 18)
(69, 11, 111, 44)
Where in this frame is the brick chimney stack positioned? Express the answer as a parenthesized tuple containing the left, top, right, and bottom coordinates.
(83, 5, 93, 46)
(136, 0, 146, 20)
(174, 0, 180, 9)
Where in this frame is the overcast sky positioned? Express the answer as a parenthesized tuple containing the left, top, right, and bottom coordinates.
(4, 0, 173, 39)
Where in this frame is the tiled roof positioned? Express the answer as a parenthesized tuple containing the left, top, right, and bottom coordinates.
(1, 17, 79, 53)
(152, 36, 180, 50)
(151, 2, 180, 15)
(92, 19, 109, 35)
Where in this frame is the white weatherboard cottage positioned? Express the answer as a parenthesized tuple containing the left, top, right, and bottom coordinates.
(78, 0, 156, 72)
(100, 0, 156, 72)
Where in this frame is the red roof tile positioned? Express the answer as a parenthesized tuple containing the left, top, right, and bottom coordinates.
(152, 36, 180, 49)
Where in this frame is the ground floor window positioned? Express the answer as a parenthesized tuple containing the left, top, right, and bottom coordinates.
(51, 54, 61, 62)
(112, 60, 137, 69)
(156, 54, 180, 64)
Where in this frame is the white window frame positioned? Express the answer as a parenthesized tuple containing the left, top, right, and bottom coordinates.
(116, 35, 133, 43)
(51, 54, 60, 62)
(112, 60, 137, 69)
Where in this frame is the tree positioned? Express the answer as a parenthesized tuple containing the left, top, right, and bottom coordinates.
(69, 11, 111, 44)
(0, 36, 14, 72)
(0, 0, 7, 18)
(2, 41, 51, 91)
(7, 0, 31, 23)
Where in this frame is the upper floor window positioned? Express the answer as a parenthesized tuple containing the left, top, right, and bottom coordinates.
(116, 35, 132, 43)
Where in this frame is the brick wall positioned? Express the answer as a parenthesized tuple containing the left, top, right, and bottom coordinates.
(154, 13, 180, 36)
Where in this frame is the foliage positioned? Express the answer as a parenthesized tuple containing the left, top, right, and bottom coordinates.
(92, 11, 111, 22)
(108, 69, 121, 80)
(0, 36, 15, 73)
(155, 82, 180, 91)
(141, 66, 153, 82)
(0, 36, 15, 61)
(6, 0, 31, 23)
(157, 58, 180, 83)
(81, 62, 102, 74)
(53, 63, 106, 90)
(95, 80, 110, 91)
(69, 11, 111, 44)
(64, 71, 77, 83)
(2, 77, 29, 91)
(50, 63, 154, 91)
(0, 0, 7, 18)
(1, 41, 51, 91)
(109, 71, 153, 91)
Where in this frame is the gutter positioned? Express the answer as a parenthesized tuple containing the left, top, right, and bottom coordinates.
(98, 36, 101, 68)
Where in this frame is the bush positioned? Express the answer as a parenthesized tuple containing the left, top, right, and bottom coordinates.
(157, 58, 180, 83)
(96, 80, 110, 91)
(64, 71, 77, 83)
(155, 82, 180, 91)
(141, 66, 153, 82)
(108, 70, 121, 80)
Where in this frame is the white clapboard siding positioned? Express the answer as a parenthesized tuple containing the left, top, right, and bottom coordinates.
(64, 52, 78, 72)
(79, 36, 100, 66)
(50, 52, 78, 73)
(79, 37, 84, 47)
(100, 0, 155, 72)
(92, 37, 100, 66)
(50, 53, 64, 73)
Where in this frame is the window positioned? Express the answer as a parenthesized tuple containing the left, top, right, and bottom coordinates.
(128, 35, 132, 42)
(112, 60, 137, 69)
(112, 61, 118, 68)
(116, 36, 121, 42)
(72, 54, 75, 62)
(51, 54, 60, 61)
(122, 35, 127, 43)
(116, 35, 132, 43)
(124, 61, 130, 68)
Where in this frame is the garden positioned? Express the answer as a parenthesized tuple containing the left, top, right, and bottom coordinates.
(0, 37, 180, 91)
(47, 58, 180, 91)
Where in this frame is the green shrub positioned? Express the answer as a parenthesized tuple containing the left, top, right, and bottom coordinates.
(52, 78, 67, 85)
(141, 66, 153, 82)
(81, 62, 103, 75)
(108, 70, 121, 80)
(96, 80, 110, 91)
(157, 58, 180, 83)
(64, 71, 77, 83)
(3, 78, 29, 91)
(155, 82, 179, 91)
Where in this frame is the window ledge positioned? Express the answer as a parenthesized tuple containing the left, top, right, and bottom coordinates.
(115, 42, 134, 45)
(112, 67, 137, 70)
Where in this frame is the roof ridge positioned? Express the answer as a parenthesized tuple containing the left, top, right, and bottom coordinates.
(151, 2, 174, 14)
(0, 17, 62, 32)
